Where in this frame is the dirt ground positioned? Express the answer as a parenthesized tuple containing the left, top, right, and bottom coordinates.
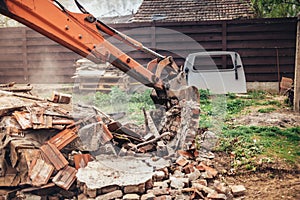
(218, 101, 300, 200)
(234, 107, 300, 128)
(214, 151, 300, 200)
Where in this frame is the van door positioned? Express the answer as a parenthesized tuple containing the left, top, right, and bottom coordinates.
(184, 51, 247, 94)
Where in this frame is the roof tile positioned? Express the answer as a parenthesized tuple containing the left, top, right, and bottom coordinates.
(132, 0, 254, 22)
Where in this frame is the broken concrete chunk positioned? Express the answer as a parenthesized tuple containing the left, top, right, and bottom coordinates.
(157, 141, 169, 157)
(122, 193, 140, 200)
(77, 156, 154, 190)
(172, 170, 185, 178)
(153, 171, 166, 182)
(214, 180, 230, 194)
(187, 168, 201, 181)
(200, 131, 218, 151)
(78, 122, 113, 151)
(170, 177, 188, 189)
(95, 190, 123, 200)
(141, 192, 155, 200)
(230, 185, 246, 197)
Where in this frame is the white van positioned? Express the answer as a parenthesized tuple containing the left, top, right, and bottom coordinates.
(184, 51, 247, 94)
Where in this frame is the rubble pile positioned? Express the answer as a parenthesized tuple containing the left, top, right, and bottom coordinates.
(0, 85, 246, 199)
(77, 146, 247, 200)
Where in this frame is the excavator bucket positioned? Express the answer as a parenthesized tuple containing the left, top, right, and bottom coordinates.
(149, 67, 200, 151)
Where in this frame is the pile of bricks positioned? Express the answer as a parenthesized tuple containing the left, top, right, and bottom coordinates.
(0, 85, 246, 199)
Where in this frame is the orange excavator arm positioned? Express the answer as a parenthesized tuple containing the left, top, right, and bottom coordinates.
(0, 0, 182, 104)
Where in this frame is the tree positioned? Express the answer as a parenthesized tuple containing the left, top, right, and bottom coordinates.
(251, 0, 300, 18)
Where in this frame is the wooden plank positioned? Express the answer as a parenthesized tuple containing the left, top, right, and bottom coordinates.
(0, 47, 23, 54)
(27, 53, 80, 61)
(227, 40, 295, 49)
(236, 48, 296, 57)
(227, 33, 294, 41)
(27, 46, 74, 53)
(22, 28, 29, 81)
(0, 40, 23, 46)
(0, 18, 297, 83)
(294, 15, 300, 112)
(227, 23, 296, 33)
(242, 57, 295, 65)
(26, 39, 58, 46)
(0, 54, 23, 61)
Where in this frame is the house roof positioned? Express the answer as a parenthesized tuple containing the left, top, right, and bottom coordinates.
(132, 0, 254, 22)
(99, 14, 134, 24)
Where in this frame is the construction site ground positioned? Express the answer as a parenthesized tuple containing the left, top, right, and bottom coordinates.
(34, 85, 299, 200)
(214, 96, 300, 200)
(0, 84, 299, 199)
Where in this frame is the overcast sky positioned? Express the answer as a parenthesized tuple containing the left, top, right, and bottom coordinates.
(60, 0, 143, 17)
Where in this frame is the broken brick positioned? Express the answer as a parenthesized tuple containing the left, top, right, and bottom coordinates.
(196, 163, 218, 177)
(30, 158, 54, 187)
(230, 185, 246, 197)
(73, 154, 92, 170)
(95, 190, 123, 200)
(175, 156, 189, 167)
(207, 191, 227, 200)
(124, 183, 145, 194)
(48, 127, 79, 150)
(40, 142, 68, 171)
(50, 92, 72, 104)
(141, 192, 155, 200)
(52, 166, 77, 190)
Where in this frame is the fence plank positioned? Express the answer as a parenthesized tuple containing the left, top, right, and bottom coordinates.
(0, 18, 297, 84)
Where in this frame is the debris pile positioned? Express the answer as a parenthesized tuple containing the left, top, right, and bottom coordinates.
(77, 146, 247, 200)
(0, 85, 246, 199)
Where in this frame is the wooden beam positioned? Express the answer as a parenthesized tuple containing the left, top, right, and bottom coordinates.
(294, 15, 300, 112)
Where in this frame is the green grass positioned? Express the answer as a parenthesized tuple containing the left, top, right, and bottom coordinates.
(75, 88, 299, 171)
(257, 107, 277, 113)
(217, 126, 300, 170)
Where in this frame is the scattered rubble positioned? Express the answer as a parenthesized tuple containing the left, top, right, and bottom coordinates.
(0, 84, 246, 199)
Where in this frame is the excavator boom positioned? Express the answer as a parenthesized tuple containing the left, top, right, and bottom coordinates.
(0, 0, 199, 108)
(0, 0, 180, 98)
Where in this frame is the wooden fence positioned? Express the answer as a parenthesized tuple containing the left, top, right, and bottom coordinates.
(0, 17, 297, 84)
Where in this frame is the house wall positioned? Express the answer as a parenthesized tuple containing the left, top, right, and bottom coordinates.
(0, 18, 297, 85)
